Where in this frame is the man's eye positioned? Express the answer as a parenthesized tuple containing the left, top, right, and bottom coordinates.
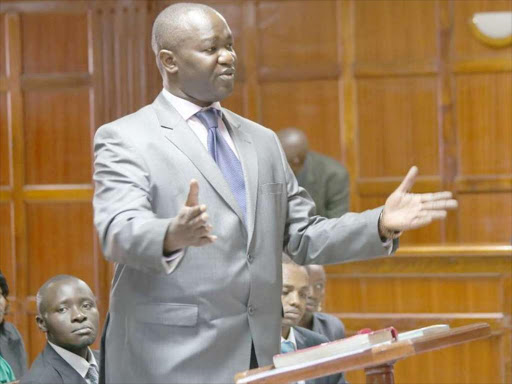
(226, 44, 234, 50)
(83, 303, 92, 309)
(57, 307, 67, 313)
(205, 47, 216, 53)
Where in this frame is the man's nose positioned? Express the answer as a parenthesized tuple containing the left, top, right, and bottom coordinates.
(288, 292, 300, 307)
(71, 307, 87, 322)
(218, 49, 235, 65)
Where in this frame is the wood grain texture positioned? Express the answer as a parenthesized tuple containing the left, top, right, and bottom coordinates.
(21, 13, 88, 74)
(23, 88, 92, 184)
(261, 79, 342, 161)
(0, 92, 9, 186)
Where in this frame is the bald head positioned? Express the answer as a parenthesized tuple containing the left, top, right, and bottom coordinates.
(151, 3, 225, 54)
(277, 128, 309, 175)
(36, 275, 92, 316)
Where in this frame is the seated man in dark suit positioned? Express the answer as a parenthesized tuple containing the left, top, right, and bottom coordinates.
(21, 275, 99, 384)
(281, 255, 347, 384)
(277, 127, 350, 218)
(299, 265, 346, 342)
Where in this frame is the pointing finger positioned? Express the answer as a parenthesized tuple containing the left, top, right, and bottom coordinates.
(185, 179, 199, 207)
(397, 166, 419, 193)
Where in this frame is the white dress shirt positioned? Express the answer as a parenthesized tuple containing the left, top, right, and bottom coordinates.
(280, 327, 305, 384)
(48, 341, 98, 384)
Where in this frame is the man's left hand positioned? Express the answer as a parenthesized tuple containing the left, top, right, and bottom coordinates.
(380, 166, 458, 232)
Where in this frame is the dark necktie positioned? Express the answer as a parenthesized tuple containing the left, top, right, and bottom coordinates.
(195, 108, 246, 221)
(86, 364, 99, 384)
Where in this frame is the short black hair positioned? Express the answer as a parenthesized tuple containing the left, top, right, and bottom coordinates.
(0, 271, 9, 298)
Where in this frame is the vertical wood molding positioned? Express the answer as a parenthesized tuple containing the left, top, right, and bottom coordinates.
(242, 0, 260, 122)
(340, 0, 359, 212)
(437, 0, 458, 242)
(5, 11, 29, 354)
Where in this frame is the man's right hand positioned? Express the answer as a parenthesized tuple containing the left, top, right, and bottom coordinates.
(164, 179, 216, 253)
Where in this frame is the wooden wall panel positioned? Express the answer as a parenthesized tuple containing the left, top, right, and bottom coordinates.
(261, 80, 341, 161)
(0, 203, 14, 292)
(354, 0, 437, 64)
(21, 13, 88, 74)
(25, 202, 95, 294)
(258, 1, 338, 73)
(23, 88, 92, 185)
(357, 77, 439, 178)
(0, 14, 5, 77)
(455, 73, 512, 176)
(326, 246, 511, 384)
(0, 92, 9, 186)
(458, 193, 512, 242)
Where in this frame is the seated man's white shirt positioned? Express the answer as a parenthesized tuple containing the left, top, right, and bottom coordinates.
(48, 341, 98, 384)
(281, 327, 305, 384)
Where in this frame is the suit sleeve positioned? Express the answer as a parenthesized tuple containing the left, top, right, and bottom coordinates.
(93, 125, 175, 274)
(272, 133, 397, 266)
(324, 165, 349, 218)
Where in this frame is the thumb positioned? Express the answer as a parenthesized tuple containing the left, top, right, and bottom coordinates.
(397, 166, 418, 193)
(185, 179, 199, 207)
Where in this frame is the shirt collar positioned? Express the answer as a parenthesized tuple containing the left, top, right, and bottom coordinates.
(161, 88, 222, 122)
(48, 341, 97, 379)
(280, 326, 297, 349)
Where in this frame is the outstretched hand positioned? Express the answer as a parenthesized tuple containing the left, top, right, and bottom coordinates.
(164, 179, 216, 253)
(380, 166, 458, 233)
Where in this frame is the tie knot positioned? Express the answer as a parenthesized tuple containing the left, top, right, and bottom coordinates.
(196, 108, 219, 130)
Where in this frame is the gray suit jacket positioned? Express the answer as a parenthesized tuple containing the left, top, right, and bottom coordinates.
(93, 92, 396, 383)
(296, 151, 349, 218)
(0, 322, 27, 380)
(293, 327, 347, 384)
(20, 343, 99, 384)
(311, 312, 346, 342)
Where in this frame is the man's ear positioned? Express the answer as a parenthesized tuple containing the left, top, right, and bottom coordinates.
(159, 50, 178, 74)
(36, 315, 48, 333)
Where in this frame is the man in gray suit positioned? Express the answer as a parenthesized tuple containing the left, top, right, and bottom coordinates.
(299, 265, 347, 343)
(277, 128, 350, 218)
(92, 3, 457, 383)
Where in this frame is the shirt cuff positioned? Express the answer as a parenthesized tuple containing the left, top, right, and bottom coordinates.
(161, 250, 185, 274)
(381, 238, 393, 255)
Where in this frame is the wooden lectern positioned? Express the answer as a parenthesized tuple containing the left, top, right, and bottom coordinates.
(235, 323, 491, 384)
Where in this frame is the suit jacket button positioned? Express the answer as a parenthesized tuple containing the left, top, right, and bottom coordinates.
(248, 305, 255, 315)
(247, 254, 254, 264)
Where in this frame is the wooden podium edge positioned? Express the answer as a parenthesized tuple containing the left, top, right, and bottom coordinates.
(235, 323, 492, 384)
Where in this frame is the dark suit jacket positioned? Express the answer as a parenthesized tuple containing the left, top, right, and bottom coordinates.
(311, 312, 346, 342)
(20, 343, 99, 384)
(296, 151, 349, 218)
(293, 327, 348, 384)
(0, 322, 28, 380)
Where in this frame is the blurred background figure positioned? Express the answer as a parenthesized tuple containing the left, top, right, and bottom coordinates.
(299, 265, 346, 343)
(0, 271, 27, 381)
(277, 128, 350, 218)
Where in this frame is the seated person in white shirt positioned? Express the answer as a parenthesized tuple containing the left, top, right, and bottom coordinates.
(21, 275, 100, 384)
(280, 255, 347, 384)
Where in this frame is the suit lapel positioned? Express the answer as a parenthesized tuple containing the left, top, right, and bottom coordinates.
(43, 343, 87, 384)
(292, 327, 306, 349)
(222, 109, 258, 246)
(152, 92, 245, 225)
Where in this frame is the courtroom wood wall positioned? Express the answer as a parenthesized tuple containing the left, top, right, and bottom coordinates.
(0, 0, 510, 382)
